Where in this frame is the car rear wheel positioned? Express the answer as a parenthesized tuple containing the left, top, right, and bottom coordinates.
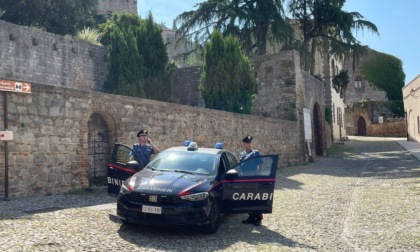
(203, 200, 220, 234)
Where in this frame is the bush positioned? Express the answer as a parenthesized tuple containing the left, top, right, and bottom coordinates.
(76, 27, 102, 45)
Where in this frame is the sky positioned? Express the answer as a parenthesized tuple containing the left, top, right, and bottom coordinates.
(138, 0, 419, 85)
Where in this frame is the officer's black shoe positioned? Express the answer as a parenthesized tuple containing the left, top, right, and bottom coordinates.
(242, 217, 255, 224)
(253, 219, 262, 226)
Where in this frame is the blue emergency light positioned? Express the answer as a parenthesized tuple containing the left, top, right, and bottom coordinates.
(214, 142, 223, 149)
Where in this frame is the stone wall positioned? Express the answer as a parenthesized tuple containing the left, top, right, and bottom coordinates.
(252, 51, 299, 121)
(343, 49, 388, 104)
(368, 120, 406, 137)
(345, 101, 406, 137)
(0, 22, 327, 198)
(302, 71, 328, 155)
(97, 0, 137, 16)
(0, 83, 302, 199)
(0, 20, 108, 92)
(171, 66, 205, 107)
(171, 51, 327, 161)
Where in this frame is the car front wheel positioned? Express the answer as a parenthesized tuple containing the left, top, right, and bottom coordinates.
(203, 200, 220, 234)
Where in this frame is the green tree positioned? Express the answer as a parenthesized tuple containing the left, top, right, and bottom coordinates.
(138, 13, 173, 101)
(200, 30, 257, 114)
(175, 0, 292, 56)
(332, 69, 349, 98)
(0, 0, 101, 35)
(102, 25, 144, 97)
(99, 13, 174, 101)
(287, 0, 378, 73)
(360, 51, 405, 116)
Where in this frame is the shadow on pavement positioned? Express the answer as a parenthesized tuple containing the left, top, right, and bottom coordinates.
(276, 138, 420, 190)
(114, 213, 315, 251)
(0, 190, 116, 220)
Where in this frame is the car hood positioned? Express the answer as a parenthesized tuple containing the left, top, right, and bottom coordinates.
(129, 169, 211, 195)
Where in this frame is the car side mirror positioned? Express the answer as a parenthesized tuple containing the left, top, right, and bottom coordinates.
(225, 169, 238, 179)
(127, 160, 141, 171)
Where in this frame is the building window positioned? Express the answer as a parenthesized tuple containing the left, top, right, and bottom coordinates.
(333, 104, 335, 123)
(355, 75, 362, 89)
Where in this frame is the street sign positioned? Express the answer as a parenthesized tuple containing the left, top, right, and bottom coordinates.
(0, 131, 13, 141)
(0, 80, 32, 93)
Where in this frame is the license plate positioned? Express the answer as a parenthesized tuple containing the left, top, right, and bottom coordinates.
(142, 205, 162, 214)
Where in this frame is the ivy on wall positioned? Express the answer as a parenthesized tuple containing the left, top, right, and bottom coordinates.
(360, 51, 405, 116)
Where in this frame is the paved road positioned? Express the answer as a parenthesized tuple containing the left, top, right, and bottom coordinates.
(1, 137, 419, 251)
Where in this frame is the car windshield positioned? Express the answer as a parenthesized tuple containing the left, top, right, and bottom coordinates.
(146, 151, 216, 175)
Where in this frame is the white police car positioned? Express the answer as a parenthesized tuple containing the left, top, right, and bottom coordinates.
(107, 141, 278, 233)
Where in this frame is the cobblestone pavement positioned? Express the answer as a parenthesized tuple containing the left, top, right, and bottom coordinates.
(1, 137, 419, 251)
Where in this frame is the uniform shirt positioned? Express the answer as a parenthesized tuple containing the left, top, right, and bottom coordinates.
(130, 143, 155, 166)
(239, 149, 260, 161)
(239, 149, 261, 175)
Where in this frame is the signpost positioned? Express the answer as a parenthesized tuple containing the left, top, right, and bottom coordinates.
(378, 116, 384, 137)
(1, 79, 32, 201)
(303, 108, 313, 160)
(0, 80, 32, 93)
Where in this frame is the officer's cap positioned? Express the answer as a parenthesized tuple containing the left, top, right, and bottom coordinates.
(137, 129, 149, 137)
(242, 135, 253, 143)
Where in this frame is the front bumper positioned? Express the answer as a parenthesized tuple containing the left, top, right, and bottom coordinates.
(117, 194, 212, 226)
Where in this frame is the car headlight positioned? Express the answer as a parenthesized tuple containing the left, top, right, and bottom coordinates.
(120, 184, 132, 195)
(180, 192, 209, 201)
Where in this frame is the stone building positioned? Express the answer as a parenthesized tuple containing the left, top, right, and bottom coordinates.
(168, 24, 347, 145)
(251, 52, 327, 157)
(343, 49, 405, 137)
(172, 51, 328, 158)
(161, 29, 189, 67)
(96, 0, 137, 17)
(403, 75, 420, 142)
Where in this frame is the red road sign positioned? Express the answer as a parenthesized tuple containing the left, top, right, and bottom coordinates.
(0, 80, 32, 93)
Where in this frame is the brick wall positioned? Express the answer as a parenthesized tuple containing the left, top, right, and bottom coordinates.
(0, 20, 108, 92)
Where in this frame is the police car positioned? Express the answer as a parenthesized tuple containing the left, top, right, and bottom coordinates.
(107, 141, 278, 233)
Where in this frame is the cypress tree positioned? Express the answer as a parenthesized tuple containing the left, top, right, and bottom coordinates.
(200, 30, 256, 114)
(99, 13, 173, 100)
(138, 13, 172, 101)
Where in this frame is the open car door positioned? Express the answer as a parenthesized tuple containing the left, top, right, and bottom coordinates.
(221, 155, 278, 214)
(107, 144, 142, 195)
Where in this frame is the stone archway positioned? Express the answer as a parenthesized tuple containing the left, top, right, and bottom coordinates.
(88, 113, 114, 185)
(357, 117, 367, 136)
(313, 103, 323, 156)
